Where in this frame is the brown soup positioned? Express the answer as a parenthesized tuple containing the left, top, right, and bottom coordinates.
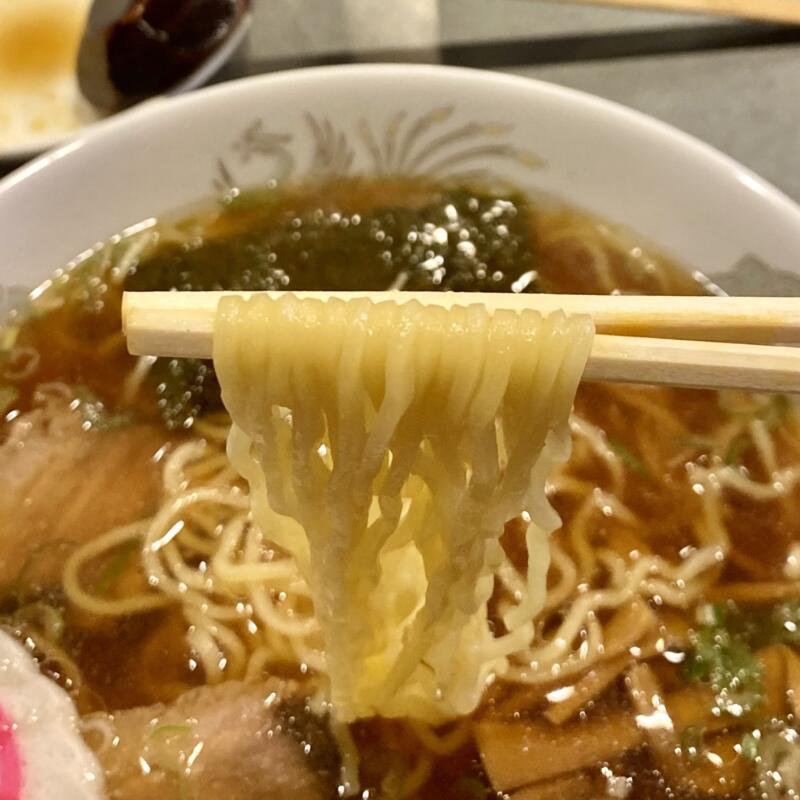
(1, 177, 798, 800)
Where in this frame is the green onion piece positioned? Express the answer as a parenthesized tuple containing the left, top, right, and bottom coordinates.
(149, 723, 192, 739)
(684, 606, 763, 717)
(760, 395, 791, 430)
(724, 433, 750, 465)
(741, 730, 760, 761)
(0, 325, 19, 352)
(0, 386, 18, 416)
(453, 776, 491, 800)
(608, 438, 650, 478)
(73, 385, 134, 431)
(676, 435, 714, 452)
(94, 540, 140, 595)
(680, 725, 705, 763)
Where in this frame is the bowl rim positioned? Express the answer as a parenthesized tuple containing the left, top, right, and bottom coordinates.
(2, 62, 800, 230)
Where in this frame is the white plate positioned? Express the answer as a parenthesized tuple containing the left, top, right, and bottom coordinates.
(0, 0, 97, 162)
(1, 64, 800, 294)
(0, 3, 251, 164)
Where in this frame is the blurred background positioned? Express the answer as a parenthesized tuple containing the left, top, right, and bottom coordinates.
(1, 0, 799, 199)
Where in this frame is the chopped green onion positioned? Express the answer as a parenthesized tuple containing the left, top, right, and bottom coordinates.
(73, 386, 134, 431)
(94, 540, 140, 595)
(149, 723, 192, 739)
(14, 539, 73, 601)
(724, 433, 750, 465)
(718, 395, 792, 465)
(696, 602, 728, 628)
(35, 603, 65, 642)
(453, 776, 491, 800)
(13, 602, 66, 643)
(684, 603, 764, 718)
(679, 725, 705, 763)
(741, 730, 760, 761)
(608, 438, 650, 478)
(0, 325, 19, 352)
(676, 435, 714, 452)
(0, 386, 18, 416)
(760, 395, 792, 430)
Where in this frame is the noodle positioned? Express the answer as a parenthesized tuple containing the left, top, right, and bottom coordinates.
(213, 294, 594, 721)
(62, 430, 323, 685)
(58, 291, 800, 776)
(505, 545, 723, 684)
(63, 521, 173, 616)
(409, 719, 472, 755)
(60, 288, 776, 726)
(569, 414, 626, 496)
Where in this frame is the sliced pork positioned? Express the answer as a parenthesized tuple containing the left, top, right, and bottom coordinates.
(85, 681, 339, 800)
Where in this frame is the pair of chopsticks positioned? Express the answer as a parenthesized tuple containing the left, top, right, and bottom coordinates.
(123, 292, 800, 393)
(549, 0, 800, 25)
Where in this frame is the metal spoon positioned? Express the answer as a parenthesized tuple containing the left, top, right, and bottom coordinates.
(77, 0, 251, 113)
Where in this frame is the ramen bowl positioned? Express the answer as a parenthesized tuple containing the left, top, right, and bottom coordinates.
(4, 63, 800, 800)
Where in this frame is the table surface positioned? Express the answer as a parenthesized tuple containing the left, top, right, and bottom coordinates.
(5, 1, 800, 202)
(223, 0, 800, 204)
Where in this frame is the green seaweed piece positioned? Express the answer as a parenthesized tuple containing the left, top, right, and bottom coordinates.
(684, 603, 767, 718)
(125, 185, 539, 429)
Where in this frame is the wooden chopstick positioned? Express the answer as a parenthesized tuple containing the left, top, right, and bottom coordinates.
(585, 335, 800, 392)
(549, 0, 800, 24)
(124, 291, 800, 349)
(122, 291, 800, 393)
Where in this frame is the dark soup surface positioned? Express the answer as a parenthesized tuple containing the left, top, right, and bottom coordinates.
(1, 176, 799, 800)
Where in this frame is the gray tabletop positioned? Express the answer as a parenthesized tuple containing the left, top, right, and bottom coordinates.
(224, 0, 800, 203)
(5, 1, 800, 201)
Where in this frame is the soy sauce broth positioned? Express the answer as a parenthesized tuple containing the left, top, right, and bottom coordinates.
(1, 176, 799, 800)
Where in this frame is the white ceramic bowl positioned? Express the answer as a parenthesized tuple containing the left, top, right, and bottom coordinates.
(2, 64, 800, 295)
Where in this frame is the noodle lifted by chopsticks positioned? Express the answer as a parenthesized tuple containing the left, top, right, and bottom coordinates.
(214, 294, 594, 721)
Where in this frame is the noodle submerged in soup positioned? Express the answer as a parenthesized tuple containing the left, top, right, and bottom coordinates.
(1, 177, 799, 800)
